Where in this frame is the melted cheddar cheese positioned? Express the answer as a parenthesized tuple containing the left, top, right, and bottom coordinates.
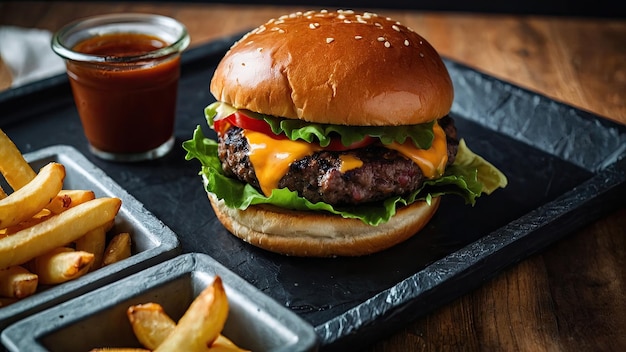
(245, 130, 321, 196)
(386, 122, 448, 178)
(339, 154, 364, 173)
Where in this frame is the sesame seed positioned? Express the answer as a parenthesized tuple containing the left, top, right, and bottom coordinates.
(384, 41, 391, 48)
(392, 25, 400, 32)
(404, 39, 410, 46)
(344, 19, 351, 23)
(419, 52, 424, 57)
(377, 36, 385, 42)
(338, 14, 345, 20)
(374, 22, 383, 28)
(326, 37, 334, 43)
(278, 29, 285, 34)
(309, 23, 319, 29)
(355, 35, 363, 39)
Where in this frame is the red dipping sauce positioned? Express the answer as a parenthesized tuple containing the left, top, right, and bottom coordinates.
(66, 33, 180, 155)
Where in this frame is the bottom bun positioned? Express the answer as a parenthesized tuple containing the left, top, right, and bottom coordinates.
(208, 194, 440, 257)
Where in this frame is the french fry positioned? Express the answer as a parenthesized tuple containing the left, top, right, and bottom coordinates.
(102, 232, 132, 267)
(154, 277, 229, 352)
(1, 209, 54, 236)
(0, 197, 122, 269)
(28, 247, 94, 285)
(46, 189, 96, 214)
(89, 349, 149, 352)
(127, 302, 176, 350)
(76, 224, 109, 271)
(0, 128, 36, 190)
(0, 162, 65, 229)
(0, 266, 38, 299)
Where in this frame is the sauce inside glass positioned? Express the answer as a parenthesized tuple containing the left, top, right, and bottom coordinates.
(67, 33, 180, 154)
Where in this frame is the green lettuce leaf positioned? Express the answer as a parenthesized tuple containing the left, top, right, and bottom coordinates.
(183, 125, 507, 226)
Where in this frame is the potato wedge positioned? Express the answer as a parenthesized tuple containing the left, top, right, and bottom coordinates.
(28, 247, 94, 285)
(0, 266, 38, 299)
(0, 197, 122, 269)
(210, 335, 250, 352)
(0, 162, 65, 229)
(102, 232, 132, 267)
(126, 302, 246, 351)
(155, 277, 229, 352)
(127, 302, 176, 350)
(0, 128, 36, 191)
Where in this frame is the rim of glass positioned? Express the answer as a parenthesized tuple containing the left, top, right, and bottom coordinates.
(51, 13, 190, 63)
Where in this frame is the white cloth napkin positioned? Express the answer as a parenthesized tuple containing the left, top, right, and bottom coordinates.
(0, 26, 66, 87)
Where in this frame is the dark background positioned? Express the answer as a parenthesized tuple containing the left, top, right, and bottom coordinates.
(97, 0, 623, 18)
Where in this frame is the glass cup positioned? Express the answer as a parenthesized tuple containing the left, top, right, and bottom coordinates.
(51, 13, 190, 162)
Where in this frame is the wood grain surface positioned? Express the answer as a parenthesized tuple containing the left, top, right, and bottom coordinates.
(1, 2, 624, 351)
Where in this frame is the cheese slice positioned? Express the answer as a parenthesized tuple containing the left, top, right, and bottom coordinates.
(244, 122, 448, 196)
(386, 122, 448, 179)
(339, 154, 363, 173)
(245, 130, 321, 196)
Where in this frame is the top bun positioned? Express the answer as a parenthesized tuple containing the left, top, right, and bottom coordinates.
(210, 10, 454, 126)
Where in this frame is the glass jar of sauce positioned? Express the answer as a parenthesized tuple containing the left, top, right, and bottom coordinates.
(52, 14, 190, 162)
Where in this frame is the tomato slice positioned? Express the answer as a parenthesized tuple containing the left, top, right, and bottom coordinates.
(214, 111, 280, 137)
(325, 135, 376, 151)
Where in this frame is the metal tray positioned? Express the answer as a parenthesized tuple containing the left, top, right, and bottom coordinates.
(0, 145, 181, 332)
(1, 32, 625, 351)
(1, 253, 319, 352)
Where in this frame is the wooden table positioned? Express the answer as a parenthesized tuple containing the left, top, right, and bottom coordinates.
(1, 2, 624, 351)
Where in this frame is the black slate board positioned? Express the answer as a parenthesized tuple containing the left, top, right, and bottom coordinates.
(1, 32, 625, 351)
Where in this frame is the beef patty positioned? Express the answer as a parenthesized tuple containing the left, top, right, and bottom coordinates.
(217, 116, 459, 205)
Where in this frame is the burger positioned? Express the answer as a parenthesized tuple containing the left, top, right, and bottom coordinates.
(183, 10, 507, 257)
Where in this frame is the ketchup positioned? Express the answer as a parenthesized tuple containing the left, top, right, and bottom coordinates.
(67, 33, 180, 154)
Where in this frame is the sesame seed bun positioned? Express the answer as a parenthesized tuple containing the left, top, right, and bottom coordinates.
(210, 9, 454, 126)
(208, 193, 440, 257)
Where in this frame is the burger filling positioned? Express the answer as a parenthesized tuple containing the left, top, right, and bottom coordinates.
(218, 115, 459, 205)
(183, 102, 508, 226)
